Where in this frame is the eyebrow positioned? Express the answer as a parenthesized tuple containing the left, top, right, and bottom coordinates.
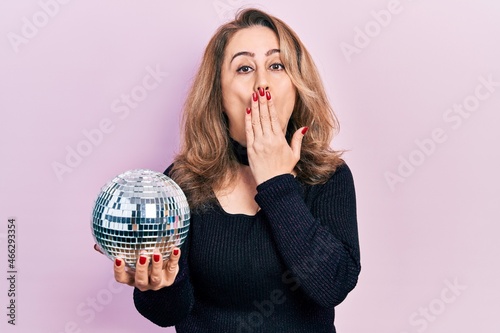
(230, 49, 280, 63)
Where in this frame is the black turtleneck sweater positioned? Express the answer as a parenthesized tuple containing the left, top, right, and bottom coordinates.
(133, 162, 361, 333)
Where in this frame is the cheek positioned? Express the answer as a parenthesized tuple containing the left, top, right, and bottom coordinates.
(226, 108, 245, 125)
(222, 89, 247, 137)
(273, 77, 295, 101)
(223, 91, 248, 127)
(222, 80, 250, 110)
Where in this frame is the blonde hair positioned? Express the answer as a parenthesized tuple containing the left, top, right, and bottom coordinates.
(170, 8, 344, 211)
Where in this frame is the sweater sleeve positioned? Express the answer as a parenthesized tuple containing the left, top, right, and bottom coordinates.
(254, 162, 361, 308)
(132, 165, 195, 327)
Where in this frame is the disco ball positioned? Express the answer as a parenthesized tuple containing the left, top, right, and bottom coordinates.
(91, 169, 190, 269)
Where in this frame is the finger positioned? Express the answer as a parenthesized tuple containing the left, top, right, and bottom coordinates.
(245, 106, 254, 148)
(114, 257, 134, 286)
(149, 252, 164, 288)
(290, 127, 309, 160)
(258, 88, 272, 133)
(265, 91, 280, 134)
(251, 91, 263, 137)
(134, 255, 150, 291)
(164, 248, 181, 285)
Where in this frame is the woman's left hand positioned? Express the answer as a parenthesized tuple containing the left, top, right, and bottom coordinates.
(245, 88, 308, 185)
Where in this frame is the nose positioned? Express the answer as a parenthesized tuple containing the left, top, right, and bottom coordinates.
(254, 68, 269, 93)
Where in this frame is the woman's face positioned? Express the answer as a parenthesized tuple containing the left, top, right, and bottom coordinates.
(221, 25, 296, 144)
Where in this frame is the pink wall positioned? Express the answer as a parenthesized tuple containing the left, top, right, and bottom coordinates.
(1, 1, 499, 332)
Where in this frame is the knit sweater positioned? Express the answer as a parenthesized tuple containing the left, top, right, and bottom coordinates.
(133, 162, 361, 333)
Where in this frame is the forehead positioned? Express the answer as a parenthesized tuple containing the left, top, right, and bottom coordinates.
(225, 26, 279, 56)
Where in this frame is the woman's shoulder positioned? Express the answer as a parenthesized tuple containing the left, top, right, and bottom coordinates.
(163, 163, 174, 176)
(325, 161, 355, 192)
(329, 161, 354, 183)
(311, 160, 354, 187)
(304, 161, 355, 199)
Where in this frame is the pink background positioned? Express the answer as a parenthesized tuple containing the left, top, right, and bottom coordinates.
(1, 1, 499, 332)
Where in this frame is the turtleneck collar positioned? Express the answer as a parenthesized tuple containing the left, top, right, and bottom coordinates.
(229, 137, 249, 166)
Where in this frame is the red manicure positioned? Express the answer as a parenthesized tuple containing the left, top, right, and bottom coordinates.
(253, 92, 258, 101)
(266, 91, 271, 100)
(153, 254, 161, 263)
(246, 107, 251, 114)
(115, 258, 122, 267)
(259, 87, 265, 96)
(173, 249, 179, 256)
(301, 127, 309, 135)
(139, 256, 147, 265)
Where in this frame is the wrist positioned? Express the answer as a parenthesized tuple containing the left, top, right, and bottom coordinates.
(256, 173, 295, 191)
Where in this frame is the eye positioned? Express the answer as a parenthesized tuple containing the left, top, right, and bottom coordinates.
(237, 66, 253, 73)
(270, 63, 285, 71)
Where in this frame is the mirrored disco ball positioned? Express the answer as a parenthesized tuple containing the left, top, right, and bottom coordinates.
(91, 169, 190, 269)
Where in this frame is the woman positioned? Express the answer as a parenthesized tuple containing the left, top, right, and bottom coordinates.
(102, 8, 361, 332)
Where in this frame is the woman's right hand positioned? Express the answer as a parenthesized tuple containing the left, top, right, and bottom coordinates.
(93, 244, 181, 291)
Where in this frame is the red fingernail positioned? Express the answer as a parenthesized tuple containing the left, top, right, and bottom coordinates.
(153, 254, 161, 263)
(139, 256, 147, 265)
(253, 92, 258, 101)
(259, 87, 265, 96)
(115, 258, 122, 267)
(173, 249, 179, 256)
(301, 127, 309, 135)
(246, 107, 251, 114)
(266, 91, 271, 100)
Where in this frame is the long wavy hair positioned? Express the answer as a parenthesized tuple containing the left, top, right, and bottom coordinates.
(170, 8, 344, 211)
